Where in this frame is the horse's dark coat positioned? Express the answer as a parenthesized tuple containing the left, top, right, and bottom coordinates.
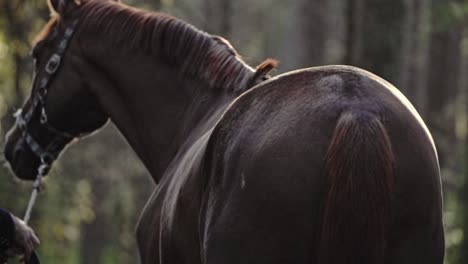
(4, 1, 444, 264)
(199, 67, 443, 264)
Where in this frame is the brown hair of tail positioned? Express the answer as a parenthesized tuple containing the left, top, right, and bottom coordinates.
(319, 111, 394, 264)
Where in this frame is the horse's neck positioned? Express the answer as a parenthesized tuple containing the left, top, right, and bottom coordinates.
(132, 84, 236, 183)
(85, 50, 240, 182)
(160, 97, 232, 184)
(76, 5, 263, 182)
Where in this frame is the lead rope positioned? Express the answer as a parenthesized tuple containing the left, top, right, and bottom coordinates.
(21, 163, 47, 264)
(23, 162, 49, 225)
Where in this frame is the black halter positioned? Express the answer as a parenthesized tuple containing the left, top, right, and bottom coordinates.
(14, 19, 79, 170)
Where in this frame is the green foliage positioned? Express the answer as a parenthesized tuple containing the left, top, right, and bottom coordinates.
(433, 1, 468, 32)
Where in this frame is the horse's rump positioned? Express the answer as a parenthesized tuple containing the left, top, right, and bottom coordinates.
(200, 65, 443, 264)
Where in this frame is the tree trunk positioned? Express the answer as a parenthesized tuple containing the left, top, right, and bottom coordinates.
(398, 0, 431, 118)
(220, 0, 232, 37)
(345, 0, 365, 66)
(456, 22, 468, 264)
(297, 0, 347, 67)
(80, 178, 109, 264)
(399, 0, 414, 92)
(352, 0, 406, 82)
(280, 0, 304, 70)
(461, 140, 468, 264)
(298, 0, 325, 66)
(324, 0, 347, 64)
(427, 27, 463, 118)
(154, 0, 161, 9)
(203, 0, 232, 37)
(412, 0, 431, 117)
(0, 0, 30, 134)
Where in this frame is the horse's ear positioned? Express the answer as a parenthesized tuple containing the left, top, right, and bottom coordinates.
(250, 59, 279, 86)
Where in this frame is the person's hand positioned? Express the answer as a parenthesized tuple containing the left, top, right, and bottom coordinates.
(10, 215, 40, 261)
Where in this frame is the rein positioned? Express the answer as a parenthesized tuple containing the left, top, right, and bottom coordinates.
(14, 19, 80, 224)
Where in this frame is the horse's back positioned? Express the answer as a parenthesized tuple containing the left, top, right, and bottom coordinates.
(200, 65, 444, 264)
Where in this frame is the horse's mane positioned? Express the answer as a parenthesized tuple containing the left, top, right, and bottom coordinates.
(67, 0, 276, 93)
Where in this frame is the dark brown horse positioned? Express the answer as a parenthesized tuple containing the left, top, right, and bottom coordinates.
(4, 0, 444, 263)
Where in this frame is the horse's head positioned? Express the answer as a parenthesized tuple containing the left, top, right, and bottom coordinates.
(4, 0, 111, 180)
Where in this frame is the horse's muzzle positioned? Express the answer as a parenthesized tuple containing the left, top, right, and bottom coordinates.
(4, 128, 40, 181)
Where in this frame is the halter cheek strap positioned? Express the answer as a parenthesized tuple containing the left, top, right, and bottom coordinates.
(14, 19, 79, 226)
(14, 19, 79, 167)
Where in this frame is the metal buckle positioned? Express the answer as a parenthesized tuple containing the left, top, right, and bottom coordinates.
(13, 108, 23, 118)
(40, 108, 48, 124)
(58, 39, 68, 53)
(15, 112, 27, 130)
(39, 154, 53, 176)
(39, 77, 49, 88)
(38, 87, 48, 103)
(38, 158, 52, 175)
(45, 54, 61, 74)
(64, 27, 74, 38)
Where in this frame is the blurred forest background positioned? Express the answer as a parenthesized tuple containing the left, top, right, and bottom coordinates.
(0, 0, 467, 263)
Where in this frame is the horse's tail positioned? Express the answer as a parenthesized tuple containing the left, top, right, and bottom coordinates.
(319, 111, 394, 264)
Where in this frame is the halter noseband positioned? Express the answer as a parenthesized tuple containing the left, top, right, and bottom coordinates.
(14, 19, 79, 171)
